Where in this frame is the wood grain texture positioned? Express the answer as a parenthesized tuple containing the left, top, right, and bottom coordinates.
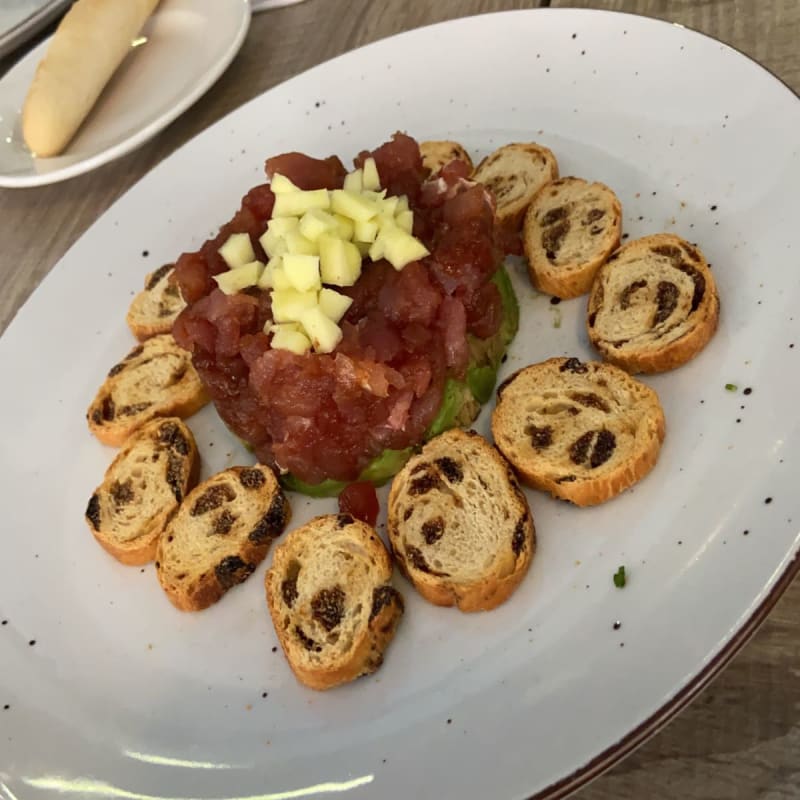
(0, 2, 798, 799)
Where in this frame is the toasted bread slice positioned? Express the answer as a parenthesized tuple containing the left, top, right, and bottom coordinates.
(266, 513, 404, 690)
(472, 142, 559, 233)
(87, 334, 208, 447)
(587, 234, 720, 373)
(420, 140, 474, 174)
(85, 418, 199, 565)
(492, 357, 665, 506)
(387, 429, 535, 612)
(156, 465, 290, 611)
(523, 177, 622, 298)
(126, 264, 186, 341)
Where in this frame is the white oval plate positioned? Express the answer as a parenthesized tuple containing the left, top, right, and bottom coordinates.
(0, 0, 250, 188)
(1, 9, 799, 800)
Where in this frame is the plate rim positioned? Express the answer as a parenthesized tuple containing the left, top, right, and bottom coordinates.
(509, 12, 799, 796)
(1, 8, 799, 800)
(0, 0, 252, 189)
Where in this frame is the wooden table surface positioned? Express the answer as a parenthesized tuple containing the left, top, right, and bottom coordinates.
(1, 2, 798, 798)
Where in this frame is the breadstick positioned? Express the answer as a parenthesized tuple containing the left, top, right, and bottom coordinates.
(22, 0, 161, 157)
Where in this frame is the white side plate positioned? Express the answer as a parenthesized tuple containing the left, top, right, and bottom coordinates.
(0, 9, 799, 800)
(0, 0, 250, 187)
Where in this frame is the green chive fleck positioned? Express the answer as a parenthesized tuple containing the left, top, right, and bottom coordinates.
(725, 383, 738, 392)
(552, 308, 562, 329)
(613, 565, 627, 588)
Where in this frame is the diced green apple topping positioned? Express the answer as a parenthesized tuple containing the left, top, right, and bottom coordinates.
(213, 157, 429, 354)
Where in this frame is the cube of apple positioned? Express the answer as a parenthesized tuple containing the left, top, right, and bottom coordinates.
(271, 327, 312, 355)
(330, 190, 378, 222)
(395, 209, 414, 234)
(354, 218, 379, 243)
(268, 217, 300, 235)
(380, 195, 399, 216)
(343, 169, 363, 192)
(355, 241, 372, 258)
(318, 287, 353, 323)
(257, 256, 281, 290)
(271, 289, 319, 323)
(382, 226, 430, 270)
(266, 321, 301, 334)
(271, 264, 294, 291)
(300, 307, 343, 354)
(395, 195, 409, 214)
(333, 214, 355, 241)
(319, 234, 362, 286)
(368, 226, 388, 262)
(272, 188, 331, 217)
(283, 253, 321, 292)
(213, 260, 263, 294)
(218, 233, 256, 268)
(259, 218, 298, 258)
(270, 173, 300, 194)
(298, 209, 337, 242)
(285, 230, 319, 256)
(362, 157, 381, 191)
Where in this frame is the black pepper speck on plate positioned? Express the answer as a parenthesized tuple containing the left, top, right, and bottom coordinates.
(28, 639, 35, 646)
(271, 646, 278, 653)
(142, 250, 149, 257)
(613, 621, 621, 630)
(765, 497, 773, 504)
(744, 530, 750, 536)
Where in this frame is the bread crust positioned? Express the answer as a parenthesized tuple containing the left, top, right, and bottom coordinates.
(388, 429, 535, 612)
(523, 177, 622, 299)
(419, 140, 474, 174)
(587, 233, 720, 373)
(85, 418, 199, 565)
(156, 465, 291, 611)
(472, 142, 559, 233)
(126, 264, 186, 341)
(265, 514, 404, 690)
(87, 334, 208, 447)
(491, 357, 666, 506)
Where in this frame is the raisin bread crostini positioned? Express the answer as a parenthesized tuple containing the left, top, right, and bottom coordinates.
(523, 177, 622, 299)
(266, 514, 404, 691)
(388, 429, 535, 612)
(419, 140, 474, 174)
(85, 418, 200, 565)
(472, 142, 559, 235)
(126, 264, 186, 341)
(491, 357, 665, 507)
(156, 465, 290, 611)
(87, 334, 208, 447)
(587, 233, 720, 373)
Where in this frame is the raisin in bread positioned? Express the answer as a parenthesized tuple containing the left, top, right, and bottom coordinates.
(265, 513, 404, 691)
(419, 140, 474, 174)
(491, 357, 665, 507)
(87, 334, 208, 446)
(126, 264, 186, 341)
(587, 233, 720, 373)
(156, 465, 290, 611)
(387, 429, 535, 612)
(85, 418, 199, 565)
(523, 177, 622, 299)
(472, 142, 559, 234)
